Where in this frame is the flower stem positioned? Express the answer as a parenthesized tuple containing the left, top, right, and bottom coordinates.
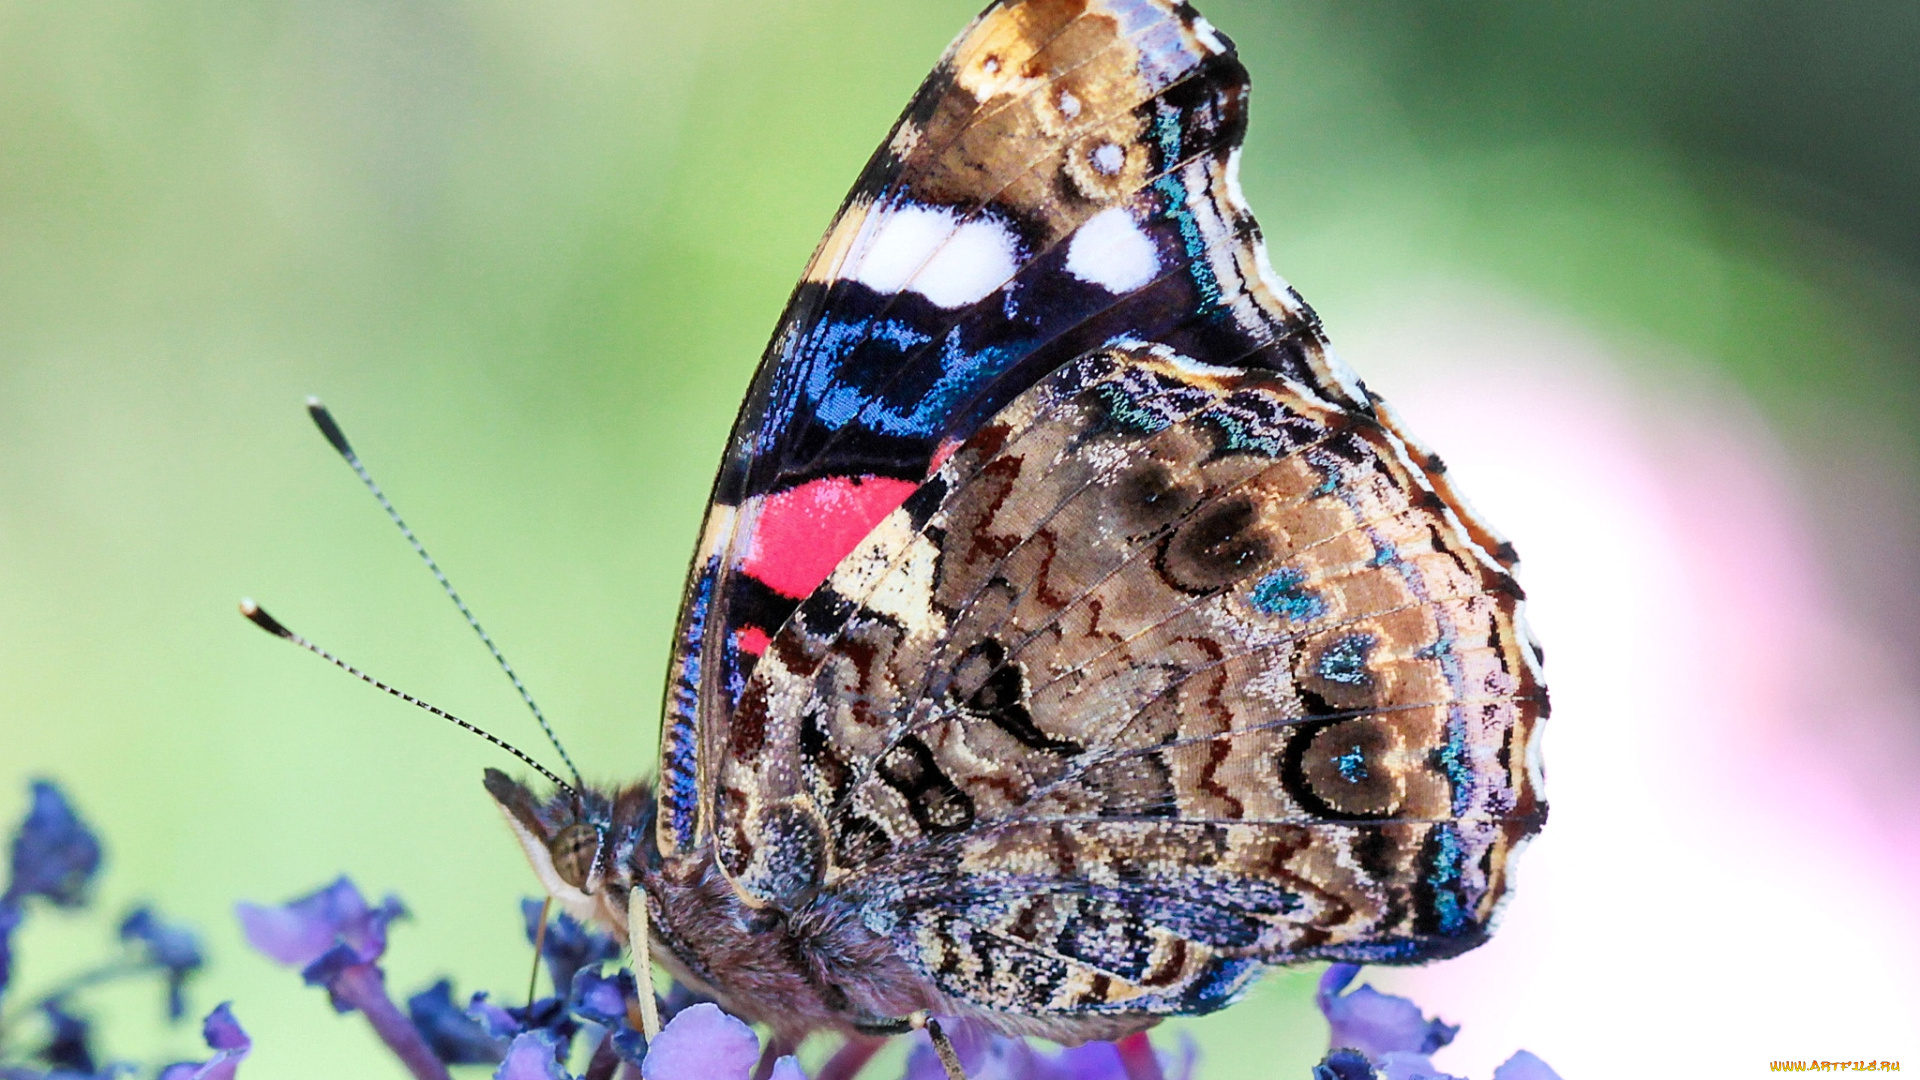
(332, 964, 452, 1080)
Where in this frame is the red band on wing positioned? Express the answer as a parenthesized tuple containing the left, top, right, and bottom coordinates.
(739, 474, 920, 600)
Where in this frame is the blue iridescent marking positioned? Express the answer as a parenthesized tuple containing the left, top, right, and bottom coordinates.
(1150, 104, 1224, 307)
(1335, 745, 1369, 783)
(1426, 824, 1468, 935)
(796, 317, 1025, 440)
(1371, 540, 1397, 567)
(803, 318, 932, 430)
(871, 330, 1023, 438)
(1248, 566, 1326, 623)
(662, 566, 715, 849)
(1091, 381, 1173, 435)
(1436, 715, 1475, 817)
(1209, 409, 1286, 456)
(1317, 633, 1374, 685)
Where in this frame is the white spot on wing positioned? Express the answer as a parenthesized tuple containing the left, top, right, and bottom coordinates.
(1091, 143, 1124, 175)
(1067, 208, 1161, 294)
(920, 216, 1021, 308)
(848, 204, 1021, 309)
(850, 205, 954, 295)
(1057, 89, 1081, 119)
(1191, 17, 1227, 54)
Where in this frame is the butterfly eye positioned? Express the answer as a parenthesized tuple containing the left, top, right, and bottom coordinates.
(549, 823, 603, 891)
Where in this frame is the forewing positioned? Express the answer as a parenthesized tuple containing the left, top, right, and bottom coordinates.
(657, 0, 1367, 858)
(717, 344, 1547, 1020)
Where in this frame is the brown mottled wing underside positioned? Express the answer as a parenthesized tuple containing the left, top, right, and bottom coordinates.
(715, 344, 1547, 1022)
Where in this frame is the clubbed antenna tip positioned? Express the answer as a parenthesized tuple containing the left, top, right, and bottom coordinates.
(305, 396, 354, 458)
(239, 598, 292, 639)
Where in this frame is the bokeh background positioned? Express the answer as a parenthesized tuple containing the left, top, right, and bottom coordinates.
(3, 0, 1918, 1075)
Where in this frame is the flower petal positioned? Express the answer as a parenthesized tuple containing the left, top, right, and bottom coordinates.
(340, 893, 406, 963)
(1378, 1051, 1464, 1080)
(568, 967, 635, 1029)
(203, 1001, 252, 1053)
(159, 1002, 252, 1080)
(1491, 1050, 1562, 1080)
(1313, 1048, 1380, 1080)
(410, 979, 508, 1065)
(611, 1026, 648, 1068)
(300, 943, 372, 1013)
(1056, 1041, 1128, 1080)
(640, 1002, 758, 1080)
(6, 780, 102, 908)
(468, 991, 526, 1040)
(494, 1030, 573, 1080)
(236, 877, 368, 967)
(768, 1056, 808, 1080)
(1316, 966, 1458, 1059)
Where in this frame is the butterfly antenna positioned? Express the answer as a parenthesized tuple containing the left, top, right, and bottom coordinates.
(238, 598, 577, 799)
(305, 397, 585, 792)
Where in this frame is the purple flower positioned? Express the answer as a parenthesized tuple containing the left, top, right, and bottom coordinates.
(1312, 967, 1561, 1080)
(237, 878, 449, 1080)
(565, 965, 652, 1069)
(1317, 966, 1457, 1061)
(1314, 1049, 1378, 1080)
(236, 876, 402, 971)
(5, 781, 103, 910)
(119, 907, 204, 1021)
(494, 1031, 569, 1080)
(639, 1002, 758, 1080)
(408, 980, 508, 1066)
(156, 1002, 252, 1080)
(1489, 1052, 1558, 1080)
(0, 901, 19, 1004)
(567, 968, 633, 1030)
(466, 991, 527, 1041)
(37, 999, 95, 1075)
(3, 782, 103, 1004)
(900, 1021, 1187, 1080)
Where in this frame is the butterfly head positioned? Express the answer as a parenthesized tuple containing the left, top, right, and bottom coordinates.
(483, 767, 654, 931)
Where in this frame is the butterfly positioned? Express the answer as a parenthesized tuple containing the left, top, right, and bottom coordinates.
(484, 0, 1548, 1051)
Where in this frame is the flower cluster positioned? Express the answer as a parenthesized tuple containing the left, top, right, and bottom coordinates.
(1312, 966, 1559, 1080)
(0, 780, 228, 1079)
(0, 779, 1564, 1080)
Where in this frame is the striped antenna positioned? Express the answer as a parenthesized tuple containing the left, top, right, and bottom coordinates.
(239, 599, 576, 798)
(304, 397, 584, 792)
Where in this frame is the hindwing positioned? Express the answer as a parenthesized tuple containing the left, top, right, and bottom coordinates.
(713, 344, 1546, 1020)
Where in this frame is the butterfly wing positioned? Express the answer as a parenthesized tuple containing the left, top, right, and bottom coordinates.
(658, 0, 1370, 860)
(717, 343, 1546, 1026)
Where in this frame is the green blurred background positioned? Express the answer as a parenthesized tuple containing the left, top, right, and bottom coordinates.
(2, 0, 1916, 1075)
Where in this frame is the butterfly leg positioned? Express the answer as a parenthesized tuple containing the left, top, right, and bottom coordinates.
(912, 1013, 967, 1080)
(846, 1013, 967, 1080)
